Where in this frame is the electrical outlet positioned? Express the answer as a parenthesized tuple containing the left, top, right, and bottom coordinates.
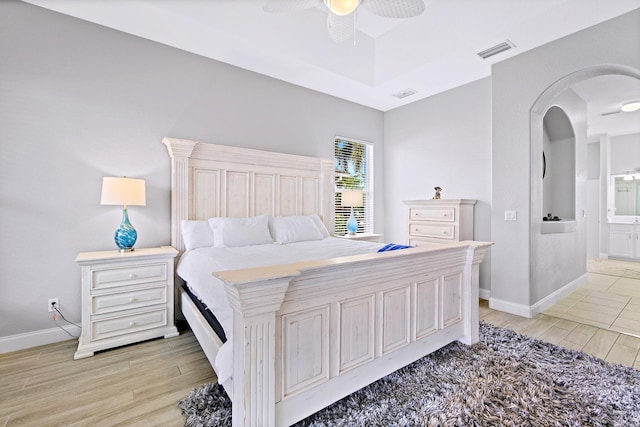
(48, 298, 59, 313)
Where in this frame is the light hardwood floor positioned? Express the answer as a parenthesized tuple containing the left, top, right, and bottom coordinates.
(2, 297, 640, 426)
(0, 323, 215, 427)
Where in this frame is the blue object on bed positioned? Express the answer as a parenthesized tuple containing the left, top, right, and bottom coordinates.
(378, 243, 412, 252)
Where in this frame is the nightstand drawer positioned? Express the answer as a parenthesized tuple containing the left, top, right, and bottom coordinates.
(409, 207, 455, 222)
(92, 308, 168, 341)
(92, 263, 167, 290)
(410, 223, 455, 240)
(92, 286, 167, 315)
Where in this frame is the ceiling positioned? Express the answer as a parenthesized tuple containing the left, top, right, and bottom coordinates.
(24, 0, 640, 137)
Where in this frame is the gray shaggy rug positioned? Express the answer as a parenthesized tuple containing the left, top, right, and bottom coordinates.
(179, 322, 640, 426)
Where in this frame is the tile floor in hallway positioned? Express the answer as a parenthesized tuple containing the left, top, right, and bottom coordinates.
(480, 299, 640, 370)
(544, 258, 640, 337)
(481, 258, 640, 370)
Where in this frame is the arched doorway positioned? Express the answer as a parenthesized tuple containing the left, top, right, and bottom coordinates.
(528, 64, 640, 309)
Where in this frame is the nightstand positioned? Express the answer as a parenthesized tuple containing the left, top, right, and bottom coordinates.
(336, 233, 383, 243)
(74, 246, 179, 360)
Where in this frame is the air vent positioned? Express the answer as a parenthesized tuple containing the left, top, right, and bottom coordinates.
(393, 88, 418, 99)
(477, 40, 515, 59)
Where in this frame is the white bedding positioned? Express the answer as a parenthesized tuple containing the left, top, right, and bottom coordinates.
(177, 237, 384, 384)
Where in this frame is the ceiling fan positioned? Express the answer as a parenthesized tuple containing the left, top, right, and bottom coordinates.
(601, 100, 640, 116)
(263, 0, 426, 43)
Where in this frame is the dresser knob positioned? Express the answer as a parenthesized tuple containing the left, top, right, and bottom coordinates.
(128, 297, 136, 303)
(129, 322, 136, 327)
(128, 273, 136, 279)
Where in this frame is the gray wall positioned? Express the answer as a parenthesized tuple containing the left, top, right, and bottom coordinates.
(531, 89, 587, 304)
(0, 1, 383, 344)
(491, 9, 640, 312)
(383, 78, 493, 293)
(610, 133, 640, 174)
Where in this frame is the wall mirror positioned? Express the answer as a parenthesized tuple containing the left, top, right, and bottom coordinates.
(612, 175, 640, 216)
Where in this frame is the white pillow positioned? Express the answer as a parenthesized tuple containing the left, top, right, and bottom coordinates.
(310, 214, 330, 238)
(271, 215, 325, 244)
(208, 215, 273, 248)
(180, 220, 214, 251)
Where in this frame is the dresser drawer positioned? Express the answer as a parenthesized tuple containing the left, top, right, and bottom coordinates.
(409, 207, 455, 222)
(92, 286, 167, 315)
(410, 223, 455, 240)
(92, 308, 168, 341)
(91, 263, 168, 290)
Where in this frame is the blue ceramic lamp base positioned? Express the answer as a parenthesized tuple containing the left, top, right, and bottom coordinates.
(114, 208, 138, 252)
(347, 207, 358, 235)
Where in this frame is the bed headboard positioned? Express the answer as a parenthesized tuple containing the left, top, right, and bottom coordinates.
(163, 138, 335, 253)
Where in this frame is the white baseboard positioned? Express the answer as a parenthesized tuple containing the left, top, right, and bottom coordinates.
(530, 273, 587, 316)
(479, 288, 491, 300)
(488, 297, 533, 318)
(489, 273, 588, 319)
(0, 325, 79, 354)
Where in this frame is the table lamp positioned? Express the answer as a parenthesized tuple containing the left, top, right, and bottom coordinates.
(100, 177, 146, 252)
(341, 189, 363, 235)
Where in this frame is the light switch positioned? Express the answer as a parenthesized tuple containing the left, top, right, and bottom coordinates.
(504, 210, 517, 221)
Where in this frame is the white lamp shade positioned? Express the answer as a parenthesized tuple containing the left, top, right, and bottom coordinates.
(100, 177, 146, 206)
(341, 189, 363, 207)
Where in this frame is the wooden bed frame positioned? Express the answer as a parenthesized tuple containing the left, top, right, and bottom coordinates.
(163, 138, 491, 426)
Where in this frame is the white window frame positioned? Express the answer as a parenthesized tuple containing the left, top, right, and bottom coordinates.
(334, 136, 374, 236)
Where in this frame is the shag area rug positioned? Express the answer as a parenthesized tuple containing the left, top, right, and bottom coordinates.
(179, 322, 640, 426)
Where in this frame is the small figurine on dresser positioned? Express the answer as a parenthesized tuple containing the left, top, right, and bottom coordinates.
(432, 186, 442, 199)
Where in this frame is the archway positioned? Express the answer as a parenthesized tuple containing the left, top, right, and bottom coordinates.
(528, 64, 640, 310)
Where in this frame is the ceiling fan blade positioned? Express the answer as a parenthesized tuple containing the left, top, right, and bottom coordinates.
(601, 110, 622, 116)
(361, 0, 425, 18)
(263, 0, 321, 13)
(327, 12, 355, 43)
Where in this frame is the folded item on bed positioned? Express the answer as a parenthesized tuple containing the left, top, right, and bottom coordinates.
(378, 243, 412, 252)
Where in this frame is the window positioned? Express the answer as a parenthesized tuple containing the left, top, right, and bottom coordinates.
(334, 137, 373, 235)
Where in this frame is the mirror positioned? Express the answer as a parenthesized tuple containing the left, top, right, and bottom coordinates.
(613, 175, 640, 216)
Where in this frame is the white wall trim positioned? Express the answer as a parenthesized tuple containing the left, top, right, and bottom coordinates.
(530, 273, 587, 316)
(488, 298, 533, 318)
(479, 288, 491, 300)
(0, 325, 80, 354)
(489, 273, 587, 319)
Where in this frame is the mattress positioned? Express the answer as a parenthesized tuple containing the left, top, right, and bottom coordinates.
(176, 237, 384, 383)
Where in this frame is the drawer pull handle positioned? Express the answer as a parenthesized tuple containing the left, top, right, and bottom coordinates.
(128, 273, 136, 279)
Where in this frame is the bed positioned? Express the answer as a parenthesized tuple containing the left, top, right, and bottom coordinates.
(163, 138, 491, 426)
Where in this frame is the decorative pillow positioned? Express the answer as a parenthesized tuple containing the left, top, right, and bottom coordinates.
(309, 213, 330, 238)
(208, 215, 273, 248)
(180, 220, 214, 251)
(271, 215, 325, 244)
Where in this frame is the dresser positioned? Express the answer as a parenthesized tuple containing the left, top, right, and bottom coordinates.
(404, 199, 476, 246)
(74, 246, 179, 359)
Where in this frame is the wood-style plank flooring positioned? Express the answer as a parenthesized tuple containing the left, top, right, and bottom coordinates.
(2, 260, 640, 426)
(0, 323, 216, 427)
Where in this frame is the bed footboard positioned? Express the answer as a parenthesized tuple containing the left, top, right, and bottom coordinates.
(218, 241, 491, 426)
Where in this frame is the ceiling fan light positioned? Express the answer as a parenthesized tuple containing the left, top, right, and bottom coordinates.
(326, 0, 359, 16)
(621, 101, 640, 112)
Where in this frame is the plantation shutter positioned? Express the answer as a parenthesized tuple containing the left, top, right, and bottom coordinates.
(334, 137, 373, 236)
